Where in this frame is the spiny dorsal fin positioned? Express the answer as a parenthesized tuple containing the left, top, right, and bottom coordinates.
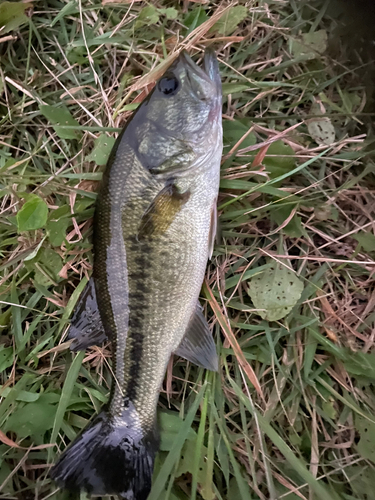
(138, 182, 190, 240)
(174, 303, 218, 371)
(68, 277, 109, 351)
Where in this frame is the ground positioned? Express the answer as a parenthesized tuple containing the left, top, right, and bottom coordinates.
(1, 1, 375, 499)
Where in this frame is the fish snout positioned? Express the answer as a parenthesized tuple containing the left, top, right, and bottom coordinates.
(180, 50, 221, 102)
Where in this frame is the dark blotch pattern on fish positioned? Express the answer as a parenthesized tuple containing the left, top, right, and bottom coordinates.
(125, 239, 153, 403)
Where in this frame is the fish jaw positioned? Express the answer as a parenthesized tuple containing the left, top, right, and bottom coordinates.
(203, 49, 222, 90)
(177, 50, 221, 104)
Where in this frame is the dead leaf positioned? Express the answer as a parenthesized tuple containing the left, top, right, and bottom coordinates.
(252, 144, 270, 168)
(306, 117, 335, 145)
(0, 429, 22, 448)
(323, 327, 339, 343)
(0, 429, 54, 450)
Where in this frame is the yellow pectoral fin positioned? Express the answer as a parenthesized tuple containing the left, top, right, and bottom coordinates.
(138, 183, 190, 240)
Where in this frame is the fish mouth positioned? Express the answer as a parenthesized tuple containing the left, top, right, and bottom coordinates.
(179, 50, 221, 98)
(203, 49, 222, 88)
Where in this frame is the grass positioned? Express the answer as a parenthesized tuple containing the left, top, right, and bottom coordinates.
(1, 0, 375, 499)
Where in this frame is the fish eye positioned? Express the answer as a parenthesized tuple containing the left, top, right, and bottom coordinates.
(158, 75, 180, 96)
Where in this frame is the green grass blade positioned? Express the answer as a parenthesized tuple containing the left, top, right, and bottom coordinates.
(149, 383, 207, 500)
(49, 351, 85, 460)
(227, 374, 340, 500)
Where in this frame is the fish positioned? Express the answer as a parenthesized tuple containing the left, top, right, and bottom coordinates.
(50, 49, 223, 500)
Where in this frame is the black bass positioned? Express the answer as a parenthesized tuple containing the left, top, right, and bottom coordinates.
(50, 50, 222, 500)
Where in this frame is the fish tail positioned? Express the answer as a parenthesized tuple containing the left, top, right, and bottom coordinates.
(50, 406, 158, 500)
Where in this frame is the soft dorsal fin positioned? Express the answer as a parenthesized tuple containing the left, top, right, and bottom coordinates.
(174, 303, 218, 371)
(67, 277, 109, 351)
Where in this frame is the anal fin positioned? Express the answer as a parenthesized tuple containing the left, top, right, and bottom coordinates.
(174, 303, 218, 371)
(67, 277, 108, 351)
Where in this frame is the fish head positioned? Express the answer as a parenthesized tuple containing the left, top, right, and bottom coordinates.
(157, 49, 222, 136)
(137, 50, 222, 175)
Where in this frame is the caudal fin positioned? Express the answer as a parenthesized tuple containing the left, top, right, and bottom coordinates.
(50, 407, 158, 500)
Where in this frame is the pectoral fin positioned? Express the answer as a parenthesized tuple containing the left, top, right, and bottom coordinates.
(174, 303, 218, 371)
(67, 277, 109, 351)
(138, 183, 190, 240)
